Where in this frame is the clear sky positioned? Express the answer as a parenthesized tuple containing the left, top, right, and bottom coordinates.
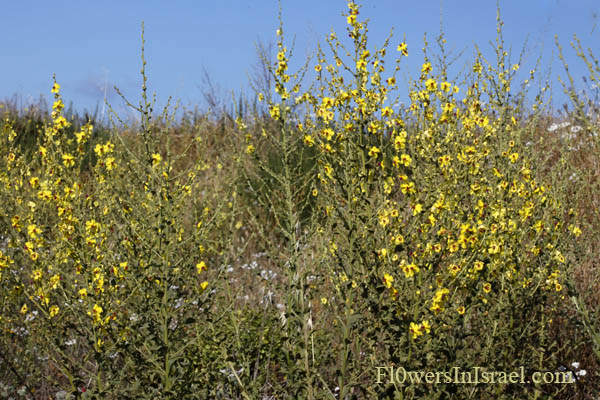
(2, 1, 599, 119)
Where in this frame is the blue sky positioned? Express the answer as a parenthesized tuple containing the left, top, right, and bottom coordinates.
(2, 1, 599, 119)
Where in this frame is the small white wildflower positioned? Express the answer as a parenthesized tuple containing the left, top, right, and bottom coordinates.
(174, 297, 184, 309)
(55, 390, 70, 400)
(569, 173, 578, 182)
(571, 362, 580, 369)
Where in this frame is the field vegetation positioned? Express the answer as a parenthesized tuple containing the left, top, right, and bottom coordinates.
(0, 2, 599, 399)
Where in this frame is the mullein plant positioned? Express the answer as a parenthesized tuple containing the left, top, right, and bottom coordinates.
(235, 6, 329, 398)
(556, 33, 600, 367)
(0, 25, 232, 399)
(289, 1, 581, 398)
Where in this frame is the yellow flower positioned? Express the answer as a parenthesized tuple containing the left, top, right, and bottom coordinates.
(421, 62, 432, 75)
(105, 157, 116, 171)
(421, 320, 431, 334)
(321, 128, 334, 140)
(20, 304, 28, 314)
(397, 42, 408, 56)
(356, 59, 367, 70)
(378, 213, 390, 227)
(196, 261, 207, 274)
(482, 282, 492, 293)
(400, 154, 412, 167)
(53, 115, 69, 129)
(52, 99, 64, 112)
(269, 105, 280, 120)
(321, 97, 334, 108)
(200, 281, 209, 291)
(381, 107, 393, 117)
(554, 250, 565, 263)
(457, 306, 465, 315)
(49, 305, 59, 318)
(321, 297, 328, 305)
(400, 181, 415, 194)
(435, 288, 449, 300)
(51, 82, 61, 93)
(151, 153, 162, 167)
(488, 242, 501, 254)
(402, 262, 419, 278)
(368, 146, 380, 158)
(303, 135, 315, 147)
(28, 224, 42, 238)
(79, 288, 88, 298)
(555, 282, 562, 292)
(49, 274, 61, 290)
(425, 78, 437, 91)
(62, 153, 75, 167)
(32, 269, 43, 281)
(448, 264, 460, 276)
(409, 322, 422, 339)
(383, 273, 394, 288)
(412, 203, 423, 216)
(88, 304, 103, 324)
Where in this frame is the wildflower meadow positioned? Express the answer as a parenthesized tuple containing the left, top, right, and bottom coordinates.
(1, 2, 599, 399)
